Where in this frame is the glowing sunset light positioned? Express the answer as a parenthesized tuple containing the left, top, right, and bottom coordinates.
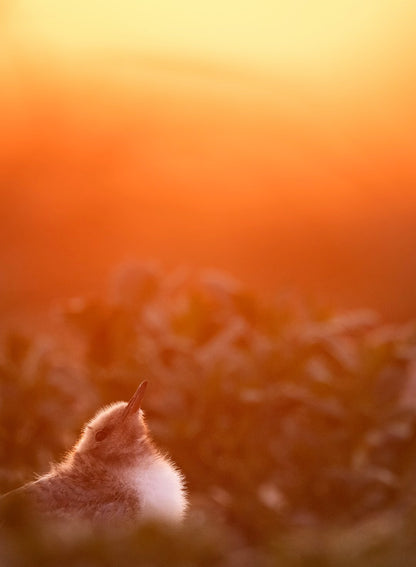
(8, 0, 416, 80)
(1, 1, 416, 318)
(4, 6, 416, 564)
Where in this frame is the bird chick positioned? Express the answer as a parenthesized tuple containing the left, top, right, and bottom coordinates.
(0, 381, 187, 528)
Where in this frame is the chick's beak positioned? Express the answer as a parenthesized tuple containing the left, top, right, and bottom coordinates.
(122, 381, 148, 421)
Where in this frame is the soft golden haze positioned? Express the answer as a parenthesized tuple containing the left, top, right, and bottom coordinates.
(3, 6, 416, 565)
(8, 1, 416, 77)
(1, 1, 416, 319)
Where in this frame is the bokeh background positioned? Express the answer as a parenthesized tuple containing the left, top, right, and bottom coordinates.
(1, 1, 416, 323)
(2, 2, 416, 565)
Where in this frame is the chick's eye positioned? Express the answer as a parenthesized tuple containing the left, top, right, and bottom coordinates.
(95, 429, 108, 442)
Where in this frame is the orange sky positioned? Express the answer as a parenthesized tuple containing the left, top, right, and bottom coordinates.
(1, 2, 416, 318)
(2, 1, 416, 173)
(1, 1, 416, 209)
(4, 1, 416, 77)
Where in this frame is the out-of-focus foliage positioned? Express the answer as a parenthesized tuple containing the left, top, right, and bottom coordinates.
(2, 262, 416, 565)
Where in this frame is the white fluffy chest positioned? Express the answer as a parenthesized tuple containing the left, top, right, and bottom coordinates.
(127, 457, 187, 523)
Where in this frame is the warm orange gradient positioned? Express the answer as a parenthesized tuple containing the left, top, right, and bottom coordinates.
(8, 1, 416, 77)
(1, 2, 416, 321)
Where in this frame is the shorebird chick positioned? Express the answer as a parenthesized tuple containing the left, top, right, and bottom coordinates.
(0, 381, 187, 527)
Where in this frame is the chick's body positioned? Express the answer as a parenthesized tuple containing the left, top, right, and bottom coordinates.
(1, 383, 187, 527)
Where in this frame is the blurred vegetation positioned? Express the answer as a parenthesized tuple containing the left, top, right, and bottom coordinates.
(2, 262, 416, 565)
